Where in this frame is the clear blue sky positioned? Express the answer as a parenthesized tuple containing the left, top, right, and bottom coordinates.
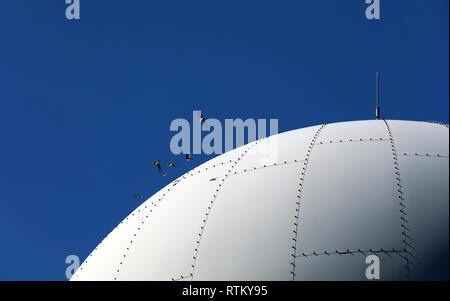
(0, 1, 448, 280)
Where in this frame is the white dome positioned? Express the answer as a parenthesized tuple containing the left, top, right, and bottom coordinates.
(72, 120, 449, 281)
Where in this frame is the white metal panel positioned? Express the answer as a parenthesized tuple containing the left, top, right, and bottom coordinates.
(398, 156, 449, 280)
(387, 120, 449, 156)
(316, 120, 389, 144)
(194, 164, 301, 280)
(297, 141, 403, 254)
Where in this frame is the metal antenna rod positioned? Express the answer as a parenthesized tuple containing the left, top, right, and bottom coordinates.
(376, 72, 380, 120)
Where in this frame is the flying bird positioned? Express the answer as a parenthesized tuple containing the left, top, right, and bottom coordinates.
(196, 111, 208, 128)
(185, 154, 192, 161)
(150, 160, 162, 171)
(134, 194, 144, 199)
(166, 162, 176, 167)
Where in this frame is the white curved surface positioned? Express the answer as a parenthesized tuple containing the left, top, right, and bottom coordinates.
(72, 120, 449, 281)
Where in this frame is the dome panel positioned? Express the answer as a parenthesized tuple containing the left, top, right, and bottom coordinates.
(387, 120, 449, 156)
(297, 140, 403, 254)
(194, 164, 301, 280)
(398, 156, 449, 280)
(315, 120, 389, 144)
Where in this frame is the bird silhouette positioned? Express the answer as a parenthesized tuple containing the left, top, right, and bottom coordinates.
(165, 162, 176, 167)
(196, 111, 208, 128)
(186, 154, 192, 161)
(150, 160, 162, 171)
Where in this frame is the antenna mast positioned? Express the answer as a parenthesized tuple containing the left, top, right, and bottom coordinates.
(376, 72, 380, 120)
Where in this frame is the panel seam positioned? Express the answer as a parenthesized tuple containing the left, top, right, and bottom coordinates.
(290, 123, 328, 280)
(188, 140, 261, 279)
(295, 248, 407, 259)
(229, 159, 307, 177)
(382, 119, 413, 280)
(315, 137, 389, 145)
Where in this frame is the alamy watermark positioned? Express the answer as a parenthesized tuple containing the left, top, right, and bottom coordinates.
(65, 0, 80, 20)
(65, 253, 381, 280)
(365, 0, 380, 20)
(65, 255, 80, 280)
(365, 254, 380, 280)
(169, 111, 280, 163)
(64, 1, 380, 21)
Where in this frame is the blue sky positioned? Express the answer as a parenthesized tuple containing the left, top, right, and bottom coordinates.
(0, 0, 448, 280)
